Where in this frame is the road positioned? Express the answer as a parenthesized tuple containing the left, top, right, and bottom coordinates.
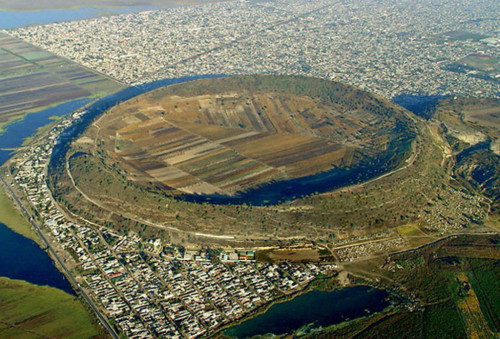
(0, 175, 120, 339)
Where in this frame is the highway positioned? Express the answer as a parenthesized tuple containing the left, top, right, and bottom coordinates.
(0, 175, 120, 339)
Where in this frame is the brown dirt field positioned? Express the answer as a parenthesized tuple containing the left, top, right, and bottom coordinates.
(260, 248, 321, 262)
(89, 77, 404, 195)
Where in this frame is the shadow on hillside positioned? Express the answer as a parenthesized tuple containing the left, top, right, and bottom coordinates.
(392, 93, 449, 119)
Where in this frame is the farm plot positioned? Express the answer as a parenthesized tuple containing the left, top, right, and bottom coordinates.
(91, 76, 406, 196)
(0, 32, 123, 131)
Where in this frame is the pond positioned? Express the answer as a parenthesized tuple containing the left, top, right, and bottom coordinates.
(0, 222, 75, 295)
(224, 286, 391, 338)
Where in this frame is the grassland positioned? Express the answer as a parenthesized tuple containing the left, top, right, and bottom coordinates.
(454, 272, 491, 338)
(0, 32, 123, 133)
(0, 277, 100, 339)
(444, 54, 499, 83)
(467, 258, 500, 332)
(0, 183, 39, 244)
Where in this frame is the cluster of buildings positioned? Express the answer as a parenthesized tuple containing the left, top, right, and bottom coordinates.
(8, 109, 336, 338)
(8, 0, 499, 99)
(416, 184, 486, 235)
(335, 237, 408, 262)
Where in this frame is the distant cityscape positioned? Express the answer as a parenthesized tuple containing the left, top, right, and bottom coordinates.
(8, 0, 499, 99)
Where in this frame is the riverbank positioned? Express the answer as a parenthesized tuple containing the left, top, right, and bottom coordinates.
(0, 98, 95, 242)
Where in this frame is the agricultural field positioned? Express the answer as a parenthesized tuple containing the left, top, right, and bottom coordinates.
(0, 277, 100, 338)
(0, 32, 123, 132)
(454, 272, 491, 338)
(89, 75, 411, 195)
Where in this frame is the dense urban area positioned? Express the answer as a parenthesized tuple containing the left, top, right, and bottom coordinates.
(8, 0, 499, 98)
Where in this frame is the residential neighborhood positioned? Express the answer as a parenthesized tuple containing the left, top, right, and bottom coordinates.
(8, 0, 499, 99)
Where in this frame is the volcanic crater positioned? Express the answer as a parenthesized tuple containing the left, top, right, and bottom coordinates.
(87, 75, 413, 196)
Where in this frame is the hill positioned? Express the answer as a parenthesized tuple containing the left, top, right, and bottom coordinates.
(47, 75, 487, 248)
(432, 97, 499, 214)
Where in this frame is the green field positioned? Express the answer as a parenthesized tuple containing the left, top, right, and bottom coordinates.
(327, 235, 500, 338)
(0, 184, 39, 244)
(0, 277, 99, 338)
(468, 259, 500, 331)
(444, 54, 499, 83)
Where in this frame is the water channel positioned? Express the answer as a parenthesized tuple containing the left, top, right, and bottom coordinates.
(0, 99, 91, 295)
(0, 74, 397, 335)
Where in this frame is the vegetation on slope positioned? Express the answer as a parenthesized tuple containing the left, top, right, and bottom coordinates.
(45, 76, 489, 248)
(432, 97, 499, 214)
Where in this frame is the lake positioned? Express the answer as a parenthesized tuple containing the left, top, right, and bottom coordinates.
(0, 5, 404, 333)
(0, 73, 412, 295)
(0, 71, 414, 311)
(224, 286, 391, 338)
(0, 76, 217, 292)
(0, 98, 90, 292)
(0, 222, 74, 295)
(0, 98, 91, 164)
(0, 5, 165, 29)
